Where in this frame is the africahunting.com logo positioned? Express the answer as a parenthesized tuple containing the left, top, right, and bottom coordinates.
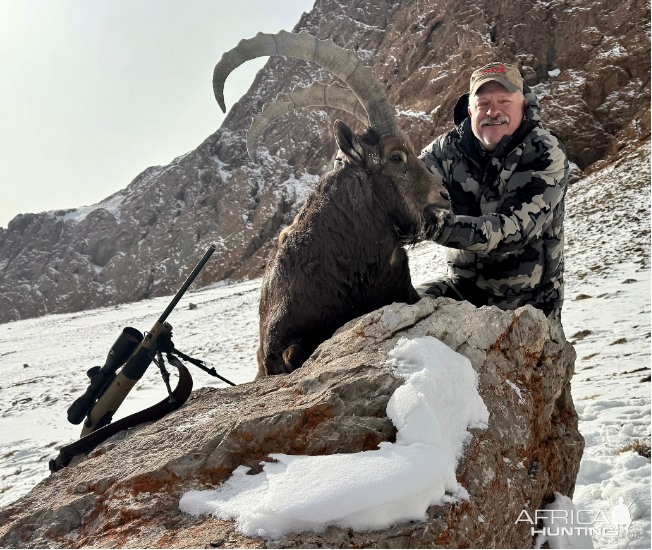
(516, 495, 640, 541)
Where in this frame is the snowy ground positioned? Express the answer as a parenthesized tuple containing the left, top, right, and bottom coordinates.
(0, 279, 263, 509)
(0, 145, 649, 548)
(555, 144, 651, 549)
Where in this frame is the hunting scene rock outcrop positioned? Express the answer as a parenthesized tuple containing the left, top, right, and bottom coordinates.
(0, 299, 584, 548)
(0, 0, 649, 323)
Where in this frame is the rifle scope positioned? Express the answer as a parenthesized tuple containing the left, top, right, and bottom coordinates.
(66, 327, 143, 425)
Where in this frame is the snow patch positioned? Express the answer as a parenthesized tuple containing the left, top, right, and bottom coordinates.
(506, 379, 524, 403)
(179, 336, 488, 539)
(395, 107, 433, 123)
(212, 155, 234, 183)
(53, 192, 126, 224)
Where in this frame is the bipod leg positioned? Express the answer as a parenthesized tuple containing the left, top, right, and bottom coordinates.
(170, 347, 236, 387)
(156, 351, 177, 408)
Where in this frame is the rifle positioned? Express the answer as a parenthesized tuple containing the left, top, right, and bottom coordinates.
(49, 244, 235, 472)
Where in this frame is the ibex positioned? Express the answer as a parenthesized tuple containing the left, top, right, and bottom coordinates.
(214, 31, 451, 376)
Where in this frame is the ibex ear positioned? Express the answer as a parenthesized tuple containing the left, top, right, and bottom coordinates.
(334, 120, 364, 164)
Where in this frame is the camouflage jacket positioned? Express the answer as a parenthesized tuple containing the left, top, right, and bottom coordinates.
(419, 87, 569, 311)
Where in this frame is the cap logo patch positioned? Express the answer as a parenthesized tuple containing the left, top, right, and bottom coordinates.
(482, 65, 506, 75)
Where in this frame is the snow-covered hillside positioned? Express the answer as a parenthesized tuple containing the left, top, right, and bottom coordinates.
(0, 145, 649, 548)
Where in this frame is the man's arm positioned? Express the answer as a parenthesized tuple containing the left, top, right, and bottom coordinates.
(423, 130, 568, 254)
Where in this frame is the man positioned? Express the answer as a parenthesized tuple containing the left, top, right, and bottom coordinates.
(418, 62, 569, 321)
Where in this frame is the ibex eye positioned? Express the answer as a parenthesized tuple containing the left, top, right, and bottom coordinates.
(390, 154, 404, 163)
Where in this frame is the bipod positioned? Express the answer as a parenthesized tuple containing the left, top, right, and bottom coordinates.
(157, 332, 236, 387)
(154, 351, 177, 407)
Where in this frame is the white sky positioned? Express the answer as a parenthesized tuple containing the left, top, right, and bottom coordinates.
(0, 0, 315, 228)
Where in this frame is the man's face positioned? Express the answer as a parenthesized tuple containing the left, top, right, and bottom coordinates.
(468, 81, 526, 151)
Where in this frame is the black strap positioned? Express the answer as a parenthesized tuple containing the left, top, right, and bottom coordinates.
(49, 363, 193, 473)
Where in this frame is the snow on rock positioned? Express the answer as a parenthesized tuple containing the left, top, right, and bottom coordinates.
(179, 336, 488, 539)
(53, 190, 129, 224)
(0, 299, 582, 548)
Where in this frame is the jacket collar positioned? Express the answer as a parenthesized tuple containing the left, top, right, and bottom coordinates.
(451, 85, 541, 161)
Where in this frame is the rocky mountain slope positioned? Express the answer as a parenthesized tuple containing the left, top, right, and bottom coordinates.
(0, 0, 649, 323)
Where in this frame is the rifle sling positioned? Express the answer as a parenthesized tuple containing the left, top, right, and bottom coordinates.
(49, 363, 193, 473)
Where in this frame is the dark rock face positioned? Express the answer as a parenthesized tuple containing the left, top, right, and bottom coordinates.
(0, 299, 583, 548)
(1, 0, 649, 323)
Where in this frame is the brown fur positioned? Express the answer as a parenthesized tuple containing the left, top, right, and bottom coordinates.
(257, 122, 450, 376)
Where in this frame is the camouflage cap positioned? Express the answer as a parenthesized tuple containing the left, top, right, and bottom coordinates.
(470, 62, 523, 96)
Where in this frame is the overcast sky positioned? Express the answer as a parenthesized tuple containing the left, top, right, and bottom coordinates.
(0, 0, 315, 228)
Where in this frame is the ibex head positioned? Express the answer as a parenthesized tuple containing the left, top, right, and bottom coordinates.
(214, 30, 450, 239)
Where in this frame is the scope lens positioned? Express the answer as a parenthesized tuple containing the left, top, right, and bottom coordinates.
(123, 327, 144, 343)
(101, 327, 144, 376)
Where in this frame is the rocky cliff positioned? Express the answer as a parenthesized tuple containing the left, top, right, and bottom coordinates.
(0, 299, 584, 548)
(1, 0, 649, 323)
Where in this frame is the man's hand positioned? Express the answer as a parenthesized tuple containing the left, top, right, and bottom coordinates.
(396, 205, 450, 245)
(422, 205, 450, 242)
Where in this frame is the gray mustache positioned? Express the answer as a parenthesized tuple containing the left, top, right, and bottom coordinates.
(480, 115, 510, 126)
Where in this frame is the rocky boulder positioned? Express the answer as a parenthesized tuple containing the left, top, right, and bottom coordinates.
(0, 298, 584, 548)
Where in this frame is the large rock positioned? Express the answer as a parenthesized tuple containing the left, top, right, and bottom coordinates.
(0, 298, 584, 548)
(1, 0, 649, 324)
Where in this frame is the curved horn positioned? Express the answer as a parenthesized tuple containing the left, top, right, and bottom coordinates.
(214, 30, 399, 136)
(247, 83, 369, 162)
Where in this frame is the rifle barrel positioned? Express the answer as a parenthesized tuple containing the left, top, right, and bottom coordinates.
(158, 244, 217, 323)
